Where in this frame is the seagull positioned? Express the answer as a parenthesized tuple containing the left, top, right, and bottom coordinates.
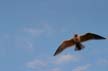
(54, 33, 106, 56)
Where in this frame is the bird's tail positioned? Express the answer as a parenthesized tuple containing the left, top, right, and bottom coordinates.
(75, 42, 85, 51)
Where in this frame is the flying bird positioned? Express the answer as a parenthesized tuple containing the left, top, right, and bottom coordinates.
(54, 33, 106, 56)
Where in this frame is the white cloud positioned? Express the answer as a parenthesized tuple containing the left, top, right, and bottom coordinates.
(23, 24, 55, 37)
(26, 55, 73, 70)
(72, 64, 91, 71)
(26, 58, 61, 71)
(26, 54, 79, 71)
(97, 58, 108, 65)
(50, 68, 61, 71)
(26, 57, 61, 69)
(54, 54, 77, 64)
(24, 41, 34, 51)
(23, 23, 64, 38)
(24, 28, 44, 37)
(15, 37, 34, 52)
(26, 59, 47, 69)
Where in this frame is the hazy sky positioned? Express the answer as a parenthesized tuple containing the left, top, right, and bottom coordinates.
(0, 0, 108, 71)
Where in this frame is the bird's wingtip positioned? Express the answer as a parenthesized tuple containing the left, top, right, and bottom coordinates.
(53, 52, 58, 56)
(53, 54, 56, 56)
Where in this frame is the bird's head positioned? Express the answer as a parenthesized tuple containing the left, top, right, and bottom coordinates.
(74, 34, 78, 37)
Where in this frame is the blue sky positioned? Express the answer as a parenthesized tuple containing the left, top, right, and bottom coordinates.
(0, 0, 108, 71)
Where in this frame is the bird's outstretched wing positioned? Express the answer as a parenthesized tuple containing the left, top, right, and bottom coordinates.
(80, 33, 106, 42)
(54, 39, 75, 56)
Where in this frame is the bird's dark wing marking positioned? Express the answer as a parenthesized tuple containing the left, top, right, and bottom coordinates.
(54, 39, 75, 56)
(80, 33, 106, 42)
